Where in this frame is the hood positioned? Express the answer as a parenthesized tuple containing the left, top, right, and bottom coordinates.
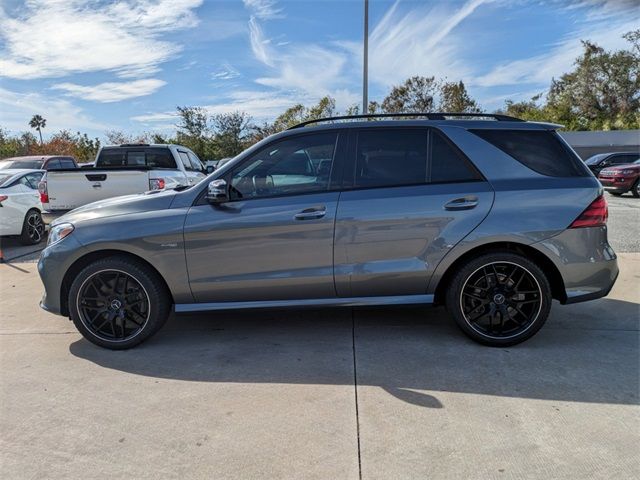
(601, 163, 640, 173)
(52, 189, 177, 226)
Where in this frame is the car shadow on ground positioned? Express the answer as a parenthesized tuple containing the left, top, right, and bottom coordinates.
(69, 298, 639, 408)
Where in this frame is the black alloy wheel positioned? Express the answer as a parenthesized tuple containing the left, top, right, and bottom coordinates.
(77, 270, 150, 342)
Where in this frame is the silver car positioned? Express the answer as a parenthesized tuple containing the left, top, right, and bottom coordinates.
(38, 113, 618, 349)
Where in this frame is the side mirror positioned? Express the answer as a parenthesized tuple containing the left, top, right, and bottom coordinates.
(206, 165, 215, 174)
(206, 179, 228, 204)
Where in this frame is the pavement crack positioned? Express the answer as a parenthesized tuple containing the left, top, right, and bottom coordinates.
(352, 308, 363, 480)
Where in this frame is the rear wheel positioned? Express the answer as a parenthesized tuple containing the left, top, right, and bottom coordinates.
(445, 252, 552, 347)
(20, 209, 44, 245)
(68, 256, 171, 349)
(632, 179, 640, 198)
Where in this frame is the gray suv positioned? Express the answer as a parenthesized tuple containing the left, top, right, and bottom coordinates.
(38, 113, 618, 349)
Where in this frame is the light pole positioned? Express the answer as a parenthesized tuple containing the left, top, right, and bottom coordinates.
(362, 0, 369, 114)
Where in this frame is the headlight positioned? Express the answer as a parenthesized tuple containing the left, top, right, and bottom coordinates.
(620, 169, 634, 175)
(48, 223, 74, 246)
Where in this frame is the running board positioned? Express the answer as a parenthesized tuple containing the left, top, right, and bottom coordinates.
(174, 294, 434, 313)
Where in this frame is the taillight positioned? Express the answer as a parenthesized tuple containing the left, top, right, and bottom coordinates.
(149, 178, 165, 190)
(38, 180, 49, 203)
(569, 195, 608, 228)
(0, 195, 7, 205)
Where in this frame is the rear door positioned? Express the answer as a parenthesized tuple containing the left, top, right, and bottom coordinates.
(334, 127, 494, 297)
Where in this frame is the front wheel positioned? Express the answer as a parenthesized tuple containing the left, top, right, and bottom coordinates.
(68, 256, 171, 349)
(632, 179, 640, 198)
(445, 252, 552, 347)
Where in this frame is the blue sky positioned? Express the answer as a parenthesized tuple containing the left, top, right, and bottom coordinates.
(0, 0, 638, 139)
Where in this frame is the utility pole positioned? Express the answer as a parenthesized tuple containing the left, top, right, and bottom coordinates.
(362, 0, 369, 114)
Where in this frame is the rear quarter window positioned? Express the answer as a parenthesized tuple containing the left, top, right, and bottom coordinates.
(470, 129, 589, 177)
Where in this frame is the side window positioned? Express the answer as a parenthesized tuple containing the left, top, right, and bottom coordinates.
(430, 131, 481, 183)
(145, 149, 175, 168)
(24, 172, 43, 189)
(610, 155, 638, 165)
(470, 129, 587, 177)
(59, 158, 76, 169)
(46, 159, 62, 170)
(230, 132, 338, 200)
(354, 129, 427, 188)
(178, 151, 194, 171)
(187, 152, 204, 172)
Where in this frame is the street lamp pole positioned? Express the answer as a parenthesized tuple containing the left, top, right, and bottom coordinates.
(362, 0, 369, 114)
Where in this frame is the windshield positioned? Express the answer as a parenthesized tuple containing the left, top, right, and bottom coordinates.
(0, 159, 43, 169)
(0, 173, 14, 186)
(585, 154, 608, 165)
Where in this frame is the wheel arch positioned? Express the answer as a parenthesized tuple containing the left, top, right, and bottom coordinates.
(433, 241, 566, 305)
(59, 249, 174, 316)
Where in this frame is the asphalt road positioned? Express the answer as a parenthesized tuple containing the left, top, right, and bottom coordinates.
(1, 255, 638, 479)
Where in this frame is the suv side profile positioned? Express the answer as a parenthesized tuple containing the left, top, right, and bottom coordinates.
(38, 113, 618, 350)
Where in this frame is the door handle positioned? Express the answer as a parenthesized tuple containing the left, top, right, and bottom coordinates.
(294, 206, 326, 220)
(444, 196, 478, 211)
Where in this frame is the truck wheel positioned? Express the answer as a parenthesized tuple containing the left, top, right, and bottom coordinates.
(445, 252, 552, 347)
(632, 180, 639, 198)
(20, 209, 44, 245)
(68, 256, 171, 349)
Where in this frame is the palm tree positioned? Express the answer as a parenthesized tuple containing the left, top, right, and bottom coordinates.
(29, 114, 46, 144)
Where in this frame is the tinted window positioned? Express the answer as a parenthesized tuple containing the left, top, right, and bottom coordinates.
(97, 148, 176, 168)
(355, 130, 428, 188)
(23, 172, 43, 189)
(187, 152, 204, 172)
(471, 129, 587, 177)
(59, 158, 76, 169)
(46, 159, 62, 170)
(230, 132, 337, 200)
(585, 153, 608, 165)
(609, 154, 639, 165)
(430, 131, 481, 183)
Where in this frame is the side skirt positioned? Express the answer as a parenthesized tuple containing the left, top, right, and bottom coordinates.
(174, 294, 435, 313)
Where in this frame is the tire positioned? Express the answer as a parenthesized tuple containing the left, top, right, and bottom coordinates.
(632, 179, 640, 198)
(20, 209, 45, 245)
(68, 256, 171, 349)
(445, 252, 552, 347)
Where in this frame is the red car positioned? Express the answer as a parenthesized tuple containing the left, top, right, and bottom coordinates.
(598, 159, 640, 197)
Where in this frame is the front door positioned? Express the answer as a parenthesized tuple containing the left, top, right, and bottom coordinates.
(334, 127, 493, 297)
(184, 131, 345, 303)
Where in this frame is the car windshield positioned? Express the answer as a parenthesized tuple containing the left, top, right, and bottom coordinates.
(0, 159, 44, 169)
(0, 173, 14, 186)
(585, 154, 608, 165)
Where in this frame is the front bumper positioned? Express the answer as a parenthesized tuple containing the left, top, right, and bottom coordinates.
(38, 234, 87, 316)
(599, 176, 635, 193)
(533, 226, 618, 304)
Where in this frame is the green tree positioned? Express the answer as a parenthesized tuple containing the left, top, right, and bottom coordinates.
(211, 111, 253, 158)
(175, 106, 211, 159)
(439, 81, 481, 113)
(29, 114, 46, 144)
(381, 76, 438, 113)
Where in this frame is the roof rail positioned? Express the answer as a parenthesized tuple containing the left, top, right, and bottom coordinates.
(287, 112, 524, 129)
(119, 143, 151, 147)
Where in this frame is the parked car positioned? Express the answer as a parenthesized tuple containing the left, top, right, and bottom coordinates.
(598, 159, 640, 197)
(584, 152, 640, 176)
(0, 169, 46, 244)
(38, 144, 207, 224)
(0, 155, 78, 171)
(38, 113, 618, 350)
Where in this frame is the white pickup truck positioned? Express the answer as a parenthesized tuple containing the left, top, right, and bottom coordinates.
(39, 144, 208, 223)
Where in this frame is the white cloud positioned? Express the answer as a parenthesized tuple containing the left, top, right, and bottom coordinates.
(474, 15, 639, 87)
(52, 79, 167, 103)
(0, 0, 204, 79)
(243, 0, 283, 20)
(248, 16, 275, 67)
(0, 86, 111, 134)
(212, 63, 241, 80)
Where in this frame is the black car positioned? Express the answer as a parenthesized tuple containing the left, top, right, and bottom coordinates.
(585, 152, 640, 175)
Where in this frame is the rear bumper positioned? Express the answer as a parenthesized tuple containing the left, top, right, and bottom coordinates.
(533, 226, 618, 305)
(42, 210, 69, 225)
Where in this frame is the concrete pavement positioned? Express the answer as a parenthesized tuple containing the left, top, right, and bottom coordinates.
(0, 255, 639, 479)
